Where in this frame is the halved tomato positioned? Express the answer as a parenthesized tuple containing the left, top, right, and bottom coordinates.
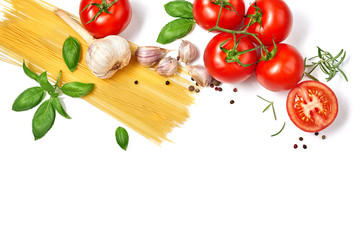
(286, 81, 338, 132)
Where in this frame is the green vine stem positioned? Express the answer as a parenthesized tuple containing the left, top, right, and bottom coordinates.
(207, 0, 277, 64)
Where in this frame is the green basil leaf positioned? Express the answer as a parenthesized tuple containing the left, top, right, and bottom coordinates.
(115, 127, 129, 151)
(12, 87, 46, 112)
(61, 82, 95, 98)
(23, 60, 39, 82)
(32, 99, 56, 140)
(164, 0, 194, 19)
(51, 97, 71, 119)
(63, 36, 81, 72)
(39, 71, 55, 93)
(157, 18, 195, 44)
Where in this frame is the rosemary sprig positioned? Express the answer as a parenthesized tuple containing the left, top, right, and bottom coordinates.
(257, 95, 277, 120)
(304, 47, 348, 82)
(271, 122, 286, 137)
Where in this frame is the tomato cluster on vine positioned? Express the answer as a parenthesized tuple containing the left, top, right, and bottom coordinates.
(194, 0, 304, 92)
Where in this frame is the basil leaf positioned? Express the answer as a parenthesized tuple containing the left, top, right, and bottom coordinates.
(115, 127, 129, 151)
(164, 0, 194, 19)
(12, 87, 46, 112)
(157, 18, 195, 44)
(51, 97, 71, 119)
(32, 99, 56, 140)
(39, 71, 55, 93)
(23, 60, 39, 82)
(63, 36, 81, 72)
(61, 82, 95, 98)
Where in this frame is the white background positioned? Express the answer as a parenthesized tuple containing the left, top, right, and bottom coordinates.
(1, 0, 361, 239)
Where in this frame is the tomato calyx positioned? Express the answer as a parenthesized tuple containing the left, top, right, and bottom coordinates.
(210, 0, 239, 15)
(81, 0, 119, 24)
(219, 35, 259, 67)
(244, 1, 263, 30)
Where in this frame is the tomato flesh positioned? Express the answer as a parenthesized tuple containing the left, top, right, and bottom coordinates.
(286, 81, 338, 132)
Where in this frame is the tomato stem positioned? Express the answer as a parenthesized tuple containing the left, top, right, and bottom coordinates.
(81, 0, 119, 24)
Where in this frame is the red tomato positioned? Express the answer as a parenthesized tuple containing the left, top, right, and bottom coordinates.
(286, 81, 338, 132)
(79, 0, 132, 39)
(204, 32, 257, 83)
(193, 0, 245, 31)
(243, 0, 292, 46)
(255, 43, 304, 92)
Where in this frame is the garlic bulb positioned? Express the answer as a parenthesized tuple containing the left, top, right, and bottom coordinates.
(178, 40, 198, 64)
(135, 46, 168, 67)
(86, 36, 131, 79)
(54, 9, 131, 79)
(156, 57, 178, 77)
(187, 65, 213, 87)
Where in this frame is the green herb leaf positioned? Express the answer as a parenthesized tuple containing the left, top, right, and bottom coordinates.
(39, 71, 55, 93)
(164, 0, 194, 19)
(12, 87, 46, 112)
(115, 127, 129, 151)
(63, 36, 81, 72)
(32, 99, 56, 140)
(22, 60, 39, 82)
(61, 82, 95, 98)
(157, 18, 195, 44)
(51, 96, 71, 119)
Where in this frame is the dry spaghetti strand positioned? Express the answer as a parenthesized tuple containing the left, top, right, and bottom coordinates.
(0, 0, 196, 144)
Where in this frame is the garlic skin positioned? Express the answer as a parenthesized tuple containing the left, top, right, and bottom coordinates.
(86, 35, 131, 79)
(156, 57, 178, 77)
(135, 46, 168, 67)
(178, 40, 198, 64)
(187, 65, 213, 87)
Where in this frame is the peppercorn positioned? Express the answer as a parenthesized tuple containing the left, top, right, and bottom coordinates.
(303, 144, 307, 149)
(299, 137, 303, 141)
(213, 79, 221, 86)
(195, 88, 200, 93)
(165, 80, 170, 85)
(233, 88, 238, 92)
(210, 84, 214, 88)
(134, 80, 139, 85)
(218, 87, 223, 92)
(322, 135, 326, 140)
(230, 100, 235, 104)
(188, 86, 195, 92)
(315, 132, 319, 136)
(294, 144, 298, 149)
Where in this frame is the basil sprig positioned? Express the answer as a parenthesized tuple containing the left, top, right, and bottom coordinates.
(12, 60, 95, 140)
(157, 0, 195, 44)
(63, 36, 81, 72)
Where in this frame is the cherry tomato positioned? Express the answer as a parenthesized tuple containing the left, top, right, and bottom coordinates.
(243, 0, 292, 46)
(204, 32, 257, 84)
(255, 43, 304, 92)
(286, 81, 338, 132)
(79, 0, 132, 39)
(193, 0, 245, 31)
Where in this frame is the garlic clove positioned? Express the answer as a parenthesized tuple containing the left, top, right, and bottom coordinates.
(135, 46, 169, 67)
(156, 56, 178, 77)
(187, 65, 213, 87)
(86, 35, 131, 79)
(178, 40, 198, 64)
